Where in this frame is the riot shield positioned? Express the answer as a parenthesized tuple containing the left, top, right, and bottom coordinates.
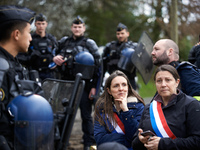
(93, 54, 104, 103)
(131, 31, 155, 84)
(10, 94, 54, 150)
(42, 73, 85, 150)
(14, 121, 54, 150)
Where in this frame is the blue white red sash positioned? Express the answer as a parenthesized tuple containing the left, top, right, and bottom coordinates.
(150, 100, 176, 139)
(110, 113, 125, 134)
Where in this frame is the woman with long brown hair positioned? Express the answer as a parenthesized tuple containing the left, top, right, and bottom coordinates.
(94, 70, 145, 150)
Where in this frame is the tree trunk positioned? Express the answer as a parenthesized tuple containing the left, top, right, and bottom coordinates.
(170, 0, 178, 44)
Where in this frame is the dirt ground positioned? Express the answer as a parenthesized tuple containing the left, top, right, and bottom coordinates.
(67, 108, 84, 150)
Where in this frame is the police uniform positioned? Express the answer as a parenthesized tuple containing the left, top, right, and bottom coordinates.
(0, 5, 43, 149)
(169, 61, 200, 100)
(55, 16, 100, 149)
(29, 32, 57, 80)
(18, 14, 58, 81)
(102, 23, 138, 89)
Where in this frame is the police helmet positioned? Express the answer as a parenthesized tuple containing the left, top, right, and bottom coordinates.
(7, 94, 54, 148)
(117, 47, 135, 73)
(35, 13, 47, 21)
(117, 23, 128, 31)
(75, 51, 94, 66)
(0, 5, 35, 24)
(72, 15, 84, 24)
(74, 51, 95, 79)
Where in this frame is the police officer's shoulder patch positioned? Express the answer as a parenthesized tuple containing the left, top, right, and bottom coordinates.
(0, 88, 5, 101)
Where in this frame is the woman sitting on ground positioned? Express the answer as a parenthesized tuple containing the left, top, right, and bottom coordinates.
(94, 70, 145, 150)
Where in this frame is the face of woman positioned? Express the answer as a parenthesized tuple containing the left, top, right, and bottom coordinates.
(107, 76, 128, 100)
(155, 71, 179, 100)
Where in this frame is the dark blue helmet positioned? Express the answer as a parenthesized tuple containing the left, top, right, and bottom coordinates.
(74, 51, 95, 79)
(121, 47, 134, 58)
(0, 5, 35, 24)
(118, 47, 135, 73)
(7, 94, 54, 148)
(35, 13, 47, 21)
(75, 51, 94, 66)
(117, 23, 128, 31)
(72, 15, 84, 24)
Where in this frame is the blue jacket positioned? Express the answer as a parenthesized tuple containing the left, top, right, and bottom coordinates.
(172, 61, 200, 96)
(94, 102, 144, 150)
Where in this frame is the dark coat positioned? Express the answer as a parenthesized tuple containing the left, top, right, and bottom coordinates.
(132, 91, 200, 150)
(94, 101, 144, 150)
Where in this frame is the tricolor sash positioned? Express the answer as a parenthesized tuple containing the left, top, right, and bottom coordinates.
(150, 100, 176, 139)
(110, 113, 125, 134)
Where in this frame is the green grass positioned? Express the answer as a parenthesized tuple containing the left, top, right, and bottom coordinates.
(136, 72, 157, 99)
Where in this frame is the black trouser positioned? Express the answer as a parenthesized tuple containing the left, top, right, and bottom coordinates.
(79, 89, 95, 147)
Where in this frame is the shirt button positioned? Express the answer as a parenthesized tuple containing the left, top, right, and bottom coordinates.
(132, 115, 134, 118)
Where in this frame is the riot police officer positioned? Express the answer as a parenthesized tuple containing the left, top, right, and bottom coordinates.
(18, 13, 58, 81)
(53, 16, 100, 150)
(0, 5, 44, 150)
(102, 23, 138, 90)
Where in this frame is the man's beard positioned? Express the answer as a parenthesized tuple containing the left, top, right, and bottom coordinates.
(153, 51, 170, 66)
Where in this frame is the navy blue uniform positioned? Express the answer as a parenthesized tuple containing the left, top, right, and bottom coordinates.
(0, 46, 43, 149)
(56, 35, 100, 147)
(103, 41, 137, 89)
(18, 32, 58, 81)
(169, 61, 200, 97)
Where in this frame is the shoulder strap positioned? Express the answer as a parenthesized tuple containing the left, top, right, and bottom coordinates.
(80, 37, 88, 51)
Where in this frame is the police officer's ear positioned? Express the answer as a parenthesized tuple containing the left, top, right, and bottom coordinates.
(126, 31, 130, 37)
(83, 24, 86, 32)
(12, 29, 21, 41)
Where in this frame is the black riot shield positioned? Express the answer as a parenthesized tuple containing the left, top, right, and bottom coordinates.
(131, 31, 155, 84)
(93, 53, 104, 103)
(42, 73, 85, 150)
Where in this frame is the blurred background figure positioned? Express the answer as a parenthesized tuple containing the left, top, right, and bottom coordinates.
(17, 13, 58, 81)
(102, 23, 138, 90)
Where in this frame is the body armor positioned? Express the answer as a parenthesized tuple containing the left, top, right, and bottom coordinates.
(56, 36, 99, 80)
(30, 34, 56, 71)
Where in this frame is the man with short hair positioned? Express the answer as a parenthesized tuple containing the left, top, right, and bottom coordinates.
(102, 23, 138, 90)
(18, 13, 58, 81)
(152, 39, 200, 98)
(0, 5, 43, 149)
(53, 16, 100, 150)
